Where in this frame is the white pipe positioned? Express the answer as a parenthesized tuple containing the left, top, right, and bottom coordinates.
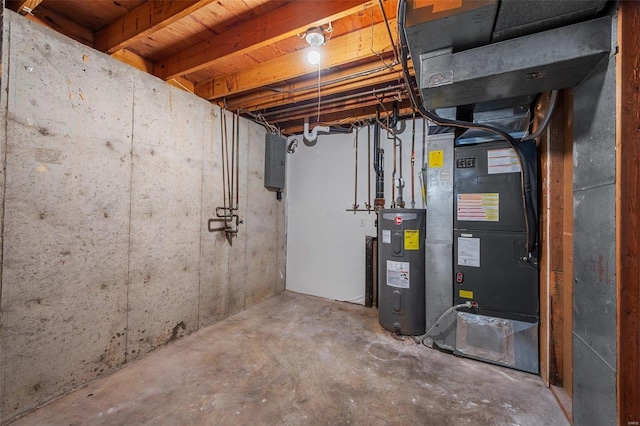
(303, 117, 330, 142)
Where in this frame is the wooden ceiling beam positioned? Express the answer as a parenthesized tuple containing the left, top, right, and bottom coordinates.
(6, 0, 44, 15)
(194, 18, 397, 100)
(155, 0, 375, 81)
(111, 49, 154, 73)
(227, 60, 412, 111)
(167, 77, 196, 94)
(109, 49, 194, 94)
(24, 6, 94, 46)
(95, 0, 216, 54)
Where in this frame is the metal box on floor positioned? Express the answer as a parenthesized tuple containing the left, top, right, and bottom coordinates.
(455, 311, 539, 374)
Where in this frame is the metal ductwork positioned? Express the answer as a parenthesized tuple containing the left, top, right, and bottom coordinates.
(404, 0, 611, 109)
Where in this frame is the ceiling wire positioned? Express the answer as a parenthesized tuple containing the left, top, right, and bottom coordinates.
(377, 0, 399, 65)
(317, 62, 322, 121)
(368, 4, 395, 70)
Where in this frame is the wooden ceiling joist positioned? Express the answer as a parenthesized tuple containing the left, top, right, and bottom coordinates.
(7, 0, 43, 15)
(195, 18, 397, 100)
(167, 76, 196, 94)
(154, 0, 375, 81)
(111, 49, 154, 73)
(227, 59, 411, 111)
(24, 6, 94, 47)
(95, 0, 216, 54)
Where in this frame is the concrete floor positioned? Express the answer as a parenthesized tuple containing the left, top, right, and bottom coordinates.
(11, 291, 568, 425)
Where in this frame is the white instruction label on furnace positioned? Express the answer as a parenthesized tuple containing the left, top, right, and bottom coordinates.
(382, 229, 391, 244)
(458, 237, 480, 268)
(387, 261, 410, 288)
(487, 148, 521, 174)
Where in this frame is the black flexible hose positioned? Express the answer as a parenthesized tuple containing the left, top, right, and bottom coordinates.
(397, 0, 538, 260)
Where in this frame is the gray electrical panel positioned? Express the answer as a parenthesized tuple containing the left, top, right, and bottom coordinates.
(264, 134, 286, 191)
(378, 209, 426, 335)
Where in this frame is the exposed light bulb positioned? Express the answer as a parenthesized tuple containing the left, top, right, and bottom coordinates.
(307, 47, 321, 65)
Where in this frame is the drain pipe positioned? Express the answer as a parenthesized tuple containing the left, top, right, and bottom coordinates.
(303, 117, 330, 142)
(373, 108, 385, 209)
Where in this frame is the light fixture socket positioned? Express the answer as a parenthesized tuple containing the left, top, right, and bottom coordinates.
(305, 28, 325, 47)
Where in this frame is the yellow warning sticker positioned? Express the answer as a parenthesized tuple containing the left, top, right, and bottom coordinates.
(404, 230, 419, 250)
(459, 290, 474, 299)
(429, 150, 444, 168)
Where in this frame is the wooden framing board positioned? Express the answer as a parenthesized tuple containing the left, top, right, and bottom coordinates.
(617, 1, 640, 424)
(539, 92, 565, 388)
(194, 19, 396, 100)
(23, 6, 94, 47)
(538, 92, 551, 387)
(537, 89, 574, 422)
(562, 90, 574, 402)
(94, 0, 216, 54)
(6, 0, 43, 15)
(154, 0, 374, 80)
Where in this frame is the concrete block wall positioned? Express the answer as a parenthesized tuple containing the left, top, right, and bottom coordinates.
(0, 11, 285, 422)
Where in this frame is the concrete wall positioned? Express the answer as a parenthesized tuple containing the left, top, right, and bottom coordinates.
(286, 120, 427, 303)
(571, 13, 618, 425)
(0, 11, 285, 422)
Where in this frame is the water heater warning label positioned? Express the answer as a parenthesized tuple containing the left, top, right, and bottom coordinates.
(404, 230, 419, 250)
(387, 261, 410, 288)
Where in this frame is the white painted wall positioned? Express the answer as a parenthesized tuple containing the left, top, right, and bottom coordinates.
(286, 119, 429, 303)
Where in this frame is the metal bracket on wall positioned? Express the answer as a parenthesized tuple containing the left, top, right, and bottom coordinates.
(208, 207, 243, 238)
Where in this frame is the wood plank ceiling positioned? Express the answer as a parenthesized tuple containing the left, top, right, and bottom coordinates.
(6, 0, 414, 134)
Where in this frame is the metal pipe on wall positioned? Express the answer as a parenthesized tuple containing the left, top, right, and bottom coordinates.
(228, 62, 401, 111)
(352, 127, 360, 213)
(261, 84, 405, 119)
(366, 124, 372, 212)
(411, 113, 416, 208)
(391, 133, 397, 208)
(209, 109, 243, 239)
(374, 108, 385, 209)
